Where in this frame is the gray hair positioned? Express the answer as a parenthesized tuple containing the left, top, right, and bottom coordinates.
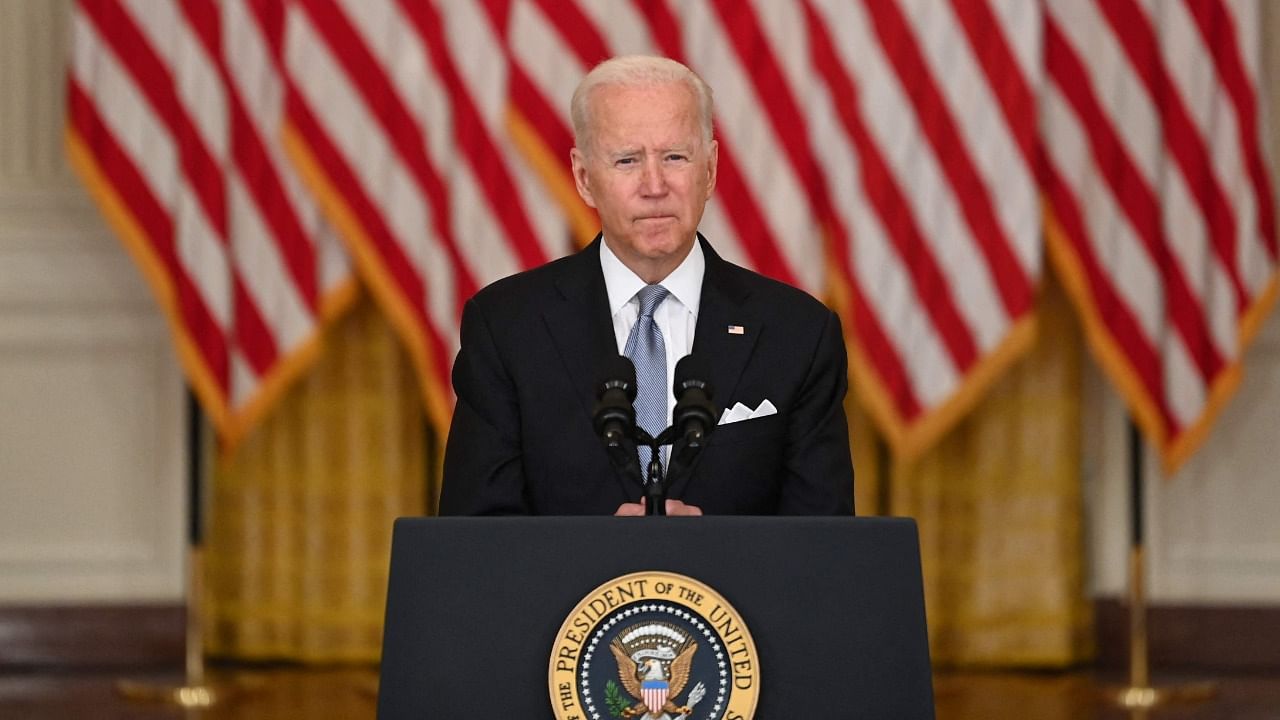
(570, 55, 714, 153)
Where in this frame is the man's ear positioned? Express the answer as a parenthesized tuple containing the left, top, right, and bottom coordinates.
(704, 139, 719, 198)
(570, 147, 597, 209)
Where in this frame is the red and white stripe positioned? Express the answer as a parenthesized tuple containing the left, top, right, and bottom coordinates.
(76, 0, 1275, 467)
(641, 684, 669, 715)
(281, 0, 574, 428)
(67, 0, 354, 446)
(803, 0, 1042, 452)
(540, 0, 1040, 452)
(280, 0, 1044, 455)
(1041, 0, 1277, 471)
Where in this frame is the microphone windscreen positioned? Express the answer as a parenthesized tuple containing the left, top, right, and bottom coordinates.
(673, 354, 713, 397)
(599, 355, 638, 402)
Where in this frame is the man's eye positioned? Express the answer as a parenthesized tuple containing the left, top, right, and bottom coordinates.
(666, 154, 688, 162)
(616, 157, 636, 166)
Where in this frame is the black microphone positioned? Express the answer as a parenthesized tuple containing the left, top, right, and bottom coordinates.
(593, 355, 637, 448)
(672, 354, 718, 447)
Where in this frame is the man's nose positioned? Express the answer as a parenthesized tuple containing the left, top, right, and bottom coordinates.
(639, 156, 668, 196)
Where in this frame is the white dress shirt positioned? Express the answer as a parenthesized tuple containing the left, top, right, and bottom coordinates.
(599, 238, 704, 426)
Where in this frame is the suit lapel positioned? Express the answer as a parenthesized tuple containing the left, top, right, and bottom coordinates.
(543, 236, 617, 418)
(541, 237, 636, 499)
(668, 236, 761, 498)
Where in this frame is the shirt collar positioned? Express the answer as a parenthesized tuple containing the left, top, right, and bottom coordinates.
(600, 236, 705, 317)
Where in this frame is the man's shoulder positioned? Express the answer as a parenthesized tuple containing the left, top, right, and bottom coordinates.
(712, 252, 834, 322)
(468, 249, 589, 311)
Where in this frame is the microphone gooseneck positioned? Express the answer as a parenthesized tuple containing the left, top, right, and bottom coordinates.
(592, 354, 721, 516)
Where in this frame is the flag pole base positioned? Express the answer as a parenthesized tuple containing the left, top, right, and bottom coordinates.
(116, 674, 265, 708)
(1102, 542, 1217, 710)
(116, 680, 220, 708)
(116, 546, 264, 707)
(1105, 681, 1217, 709)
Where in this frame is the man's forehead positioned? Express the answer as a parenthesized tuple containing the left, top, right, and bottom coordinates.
(604, 140, 696, 155)
(595, 135, 702, 159)
(591, 93, 701, 140)
(590, 82, 697, 118)
(591, 78, 692, 99)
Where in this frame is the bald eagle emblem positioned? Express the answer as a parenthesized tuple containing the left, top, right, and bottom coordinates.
(550, 573, 759, 719)
(607, 622, 706, 719)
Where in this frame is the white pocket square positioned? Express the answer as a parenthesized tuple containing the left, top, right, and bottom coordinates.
(718, 399, 777, 425)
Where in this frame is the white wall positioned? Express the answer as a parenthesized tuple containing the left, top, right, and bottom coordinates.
(0, 0, 185, 603)
(1084, 309, 1280, 603)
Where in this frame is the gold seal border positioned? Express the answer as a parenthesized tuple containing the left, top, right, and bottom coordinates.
(548, 570, 760, 720)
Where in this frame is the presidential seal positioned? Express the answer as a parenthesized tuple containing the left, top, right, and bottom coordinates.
(549, 571, 759, 720)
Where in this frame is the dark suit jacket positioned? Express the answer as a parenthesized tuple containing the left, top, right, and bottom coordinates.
(438, 235, 854, 515)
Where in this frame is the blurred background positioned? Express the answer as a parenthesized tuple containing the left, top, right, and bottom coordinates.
(2, 0, 1279, 717)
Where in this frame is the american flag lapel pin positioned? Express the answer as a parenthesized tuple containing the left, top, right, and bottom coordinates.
(727, 324, 745, 335)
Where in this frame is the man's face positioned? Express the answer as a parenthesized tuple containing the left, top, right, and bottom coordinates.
(571, 81, 718, 280)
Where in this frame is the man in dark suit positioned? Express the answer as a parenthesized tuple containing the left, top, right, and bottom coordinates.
(439, 56, 853, 516)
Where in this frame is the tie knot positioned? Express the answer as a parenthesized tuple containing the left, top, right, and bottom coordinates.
(635, 284, 669, 318)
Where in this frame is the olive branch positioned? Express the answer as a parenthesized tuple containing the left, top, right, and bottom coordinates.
(604, 679, 631, 718)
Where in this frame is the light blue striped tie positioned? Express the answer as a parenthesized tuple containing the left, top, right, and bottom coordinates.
(624, 284, 670, 475)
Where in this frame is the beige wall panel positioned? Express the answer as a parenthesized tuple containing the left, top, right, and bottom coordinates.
(0, 0, 185, 604)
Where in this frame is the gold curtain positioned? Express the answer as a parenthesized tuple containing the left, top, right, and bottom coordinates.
(204, 292, 429, 663)
(886, 274, 1094, 667)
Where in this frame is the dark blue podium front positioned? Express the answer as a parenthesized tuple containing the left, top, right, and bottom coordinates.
(377, 516, 934, 719)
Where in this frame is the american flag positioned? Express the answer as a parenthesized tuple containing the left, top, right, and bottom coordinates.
(1040, 0, 1277, 472)
(68, 0, 1276, 470)
(275, 0, 1044, 458)
(66, 0, 355, 447)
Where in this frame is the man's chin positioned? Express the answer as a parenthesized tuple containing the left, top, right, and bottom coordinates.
(636, 234, 693, 261)
(633, 223, 691, 246)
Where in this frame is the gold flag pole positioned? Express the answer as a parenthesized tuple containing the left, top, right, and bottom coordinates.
(1105, 421, 1214, 709)
(117, 390, 244, 707)
(117, 547, 218, 707)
